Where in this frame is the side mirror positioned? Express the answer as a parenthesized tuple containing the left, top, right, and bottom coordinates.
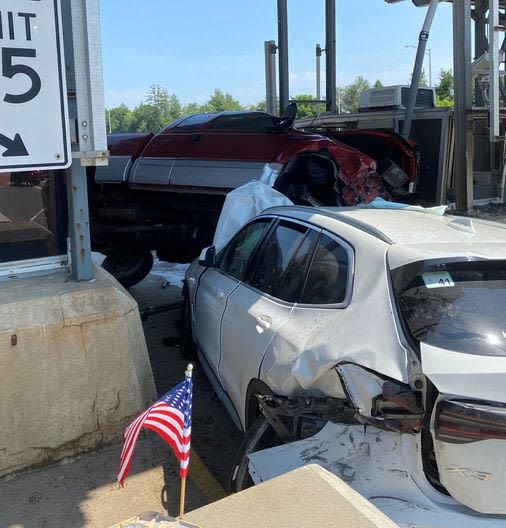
(198, 246, 216, 268)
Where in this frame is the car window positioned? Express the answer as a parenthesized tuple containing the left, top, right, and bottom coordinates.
(276, 230, 319, 303)
(208, 113, 277, 133)
(219, 219, 272, 281)
(246, 222, 308, 298)
(394, 260, 506, 356)
(163, 113, 218, 132)
(301, 234, 349, 305)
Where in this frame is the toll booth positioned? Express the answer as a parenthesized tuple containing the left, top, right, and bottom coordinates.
(0, 0, 155, 477)
(297, 105, 506, 207)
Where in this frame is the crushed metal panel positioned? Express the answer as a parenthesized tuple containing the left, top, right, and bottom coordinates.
(248, 422, 506, 527)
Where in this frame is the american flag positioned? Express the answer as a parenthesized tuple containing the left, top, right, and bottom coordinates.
(118, 367, 193, 486)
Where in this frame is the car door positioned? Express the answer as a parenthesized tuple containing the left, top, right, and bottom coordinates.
(194, 218, 272, 377)
(259, 231, 355, 397)
(219, 220, 318, 426)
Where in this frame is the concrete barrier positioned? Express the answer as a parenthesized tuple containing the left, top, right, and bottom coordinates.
(110, 465, 399, 528)
(0, 265, 156, 476)
(185, 464, 399, 528)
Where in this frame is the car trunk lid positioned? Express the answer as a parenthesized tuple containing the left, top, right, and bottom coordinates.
(422, 342, 506, 514)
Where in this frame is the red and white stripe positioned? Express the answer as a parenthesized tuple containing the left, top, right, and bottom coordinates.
(118, 402, 191, 485)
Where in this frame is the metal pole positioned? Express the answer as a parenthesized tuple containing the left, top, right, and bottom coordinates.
(401, 0, 439, 138)
(277, 0, 289, 115)
(474, 0, 488, 106)
(63, 0, 108, 280)
(489, 0, 500, 141)
(453, 0, 474, 211)
(264, 41, 277, 115)
(428, 48, 432, 87)
(66, 161, 93, 280)
(316, 44, 322, 102)
(325, 0, 336, 114)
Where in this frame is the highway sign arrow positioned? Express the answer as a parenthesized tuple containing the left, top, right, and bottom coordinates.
(0, 133, 29, 157)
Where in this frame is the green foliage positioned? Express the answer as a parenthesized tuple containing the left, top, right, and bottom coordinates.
(246, 100, 268, 112)
(105, 86, 247, 133)
(291, 94, 324, 119)
(436, 96, 454, 108)
(182, 102, 201, 115)
(374, 79, 383, 88)
(107, 104, 134, 133)
(418, 69, 428, 87)
(435, 68, 454, 100)
(340, 76, 371, 114)
(201, 89, 243, 113)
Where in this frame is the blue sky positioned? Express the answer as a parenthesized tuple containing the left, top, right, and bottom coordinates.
(99, 0, 454, 109)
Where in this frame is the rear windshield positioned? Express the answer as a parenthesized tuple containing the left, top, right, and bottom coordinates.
(392, 260, 506, 356)
(208, 113, 278, 132)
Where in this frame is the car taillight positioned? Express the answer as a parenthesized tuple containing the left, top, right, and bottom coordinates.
(436, 400, 506, 444)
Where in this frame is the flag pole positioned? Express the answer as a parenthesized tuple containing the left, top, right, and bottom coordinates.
(179, 475, 187, 519)
(179, 363, 193, 519)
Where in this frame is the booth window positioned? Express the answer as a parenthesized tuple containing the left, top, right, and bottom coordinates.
(0, 171, 67, 264)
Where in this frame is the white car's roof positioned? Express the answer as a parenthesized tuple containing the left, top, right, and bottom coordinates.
(264, 206, 506, 268)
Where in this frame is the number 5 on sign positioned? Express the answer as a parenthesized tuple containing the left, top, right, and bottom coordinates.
(0, 0, 70, 172)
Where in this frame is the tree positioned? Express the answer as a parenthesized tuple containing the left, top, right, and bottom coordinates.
(107, 104, 134, 133)
(203, 89, 243, 113)
(130, 102, 161, 132)
(340, 76, 371, 113)
(419, 69, 428, 87)
(435, 68, 454, 100)
(141, 84, 183, 131)
(374, 79, 383, 88)
(246, 100, 267, 112)
(291, 94, 322, 119)
(182, 102, 202, 115)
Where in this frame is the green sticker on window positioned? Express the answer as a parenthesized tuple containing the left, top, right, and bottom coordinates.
(422, 271, 455, 289)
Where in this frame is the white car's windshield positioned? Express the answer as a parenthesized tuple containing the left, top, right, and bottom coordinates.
(393, 260, 506, 356)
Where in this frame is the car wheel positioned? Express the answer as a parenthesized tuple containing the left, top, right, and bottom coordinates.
(181, 292, 197, 360)
(228, 414, 282, 493)
(101, 246, 154, 288)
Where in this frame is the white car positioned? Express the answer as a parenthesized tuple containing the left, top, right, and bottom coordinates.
(183, 205, 506, 522)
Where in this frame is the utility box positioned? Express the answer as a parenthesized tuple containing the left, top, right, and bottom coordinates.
(358, 85, 436, 112)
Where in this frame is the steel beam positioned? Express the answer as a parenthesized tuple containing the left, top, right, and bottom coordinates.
(325, 0, 337, 114)
(66, 161, 93, 280)
(490, 0, 500, 140)
(316, 44, 322, 102)
(401, 0, 439, 138)
(264, 41, 277, 115)
(61, 0, 108, 280)
(474, 0, 488, 106)
(453, 0, 474, 211)
(277, 0, 289, 115)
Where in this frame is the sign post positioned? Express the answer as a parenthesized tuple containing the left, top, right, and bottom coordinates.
(0, 0, 70, 172)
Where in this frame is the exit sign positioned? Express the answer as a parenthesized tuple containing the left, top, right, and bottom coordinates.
(0, 0, 70, 172)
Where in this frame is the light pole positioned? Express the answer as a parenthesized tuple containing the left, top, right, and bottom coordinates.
(405, 44, 432, 86)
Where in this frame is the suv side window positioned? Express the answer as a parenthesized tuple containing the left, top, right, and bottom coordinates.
(219, 219, 272, 281)
(301, 233, 350, 305)
(276, 229, 319, 302)
(246, 221, 308, 298)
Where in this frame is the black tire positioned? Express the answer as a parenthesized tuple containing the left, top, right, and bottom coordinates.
(180, 292, 197, 360)
(228, 414, 282, 494)
(101, 246, 154, 288)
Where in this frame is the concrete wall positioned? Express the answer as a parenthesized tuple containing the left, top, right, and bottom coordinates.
(0, 265, 156, 476)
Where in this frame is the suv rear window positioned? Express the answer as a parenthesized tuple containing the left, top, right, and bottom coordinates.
(393, 260, 506, 356)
